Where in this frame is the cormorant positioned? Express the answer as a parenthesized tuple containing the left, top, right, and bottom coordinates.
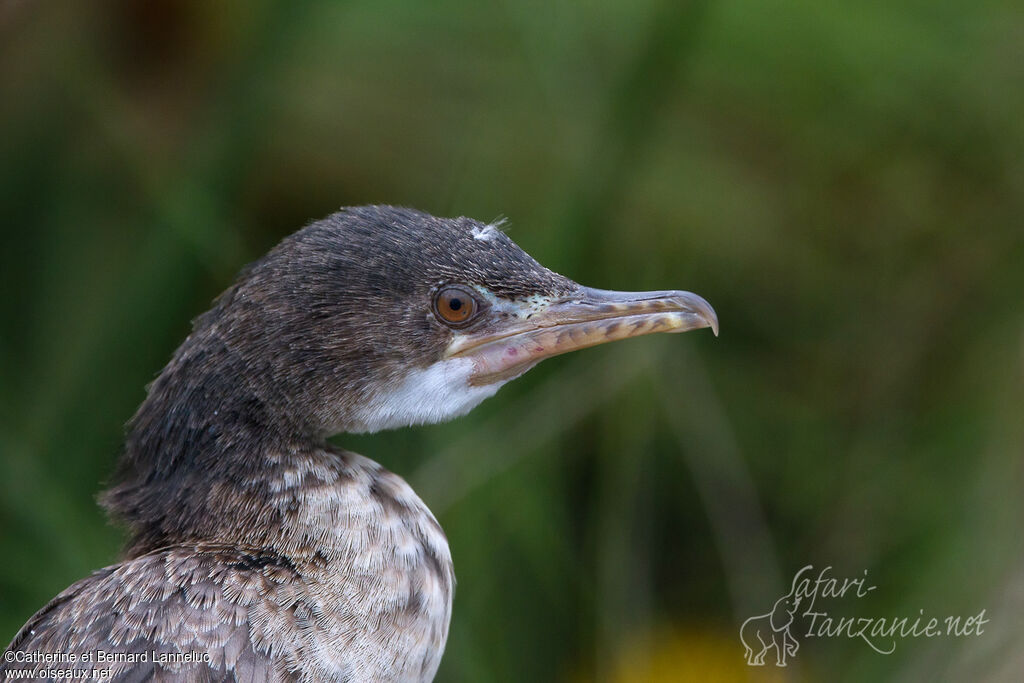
(1, 206, 717, 681)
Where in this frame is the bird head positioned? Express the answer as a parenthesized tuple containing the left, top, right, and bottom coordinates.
(196, 205, 718, 435)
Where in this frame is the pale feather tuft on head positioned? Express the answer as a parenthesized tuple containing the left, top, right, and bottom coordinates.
(471, 217, 507, 242)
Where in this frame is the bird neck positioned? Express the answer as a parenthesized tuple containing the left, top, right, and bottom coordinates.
(101, 331, 322, 558)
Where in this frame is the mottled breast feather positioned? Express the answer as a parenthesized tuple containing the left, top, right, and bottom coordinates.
(2, 450, 455, 682)
(2, 546, 295, 682)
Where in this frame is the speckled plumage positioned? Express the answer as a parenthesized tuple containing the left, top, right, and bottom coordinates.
(3, 206, 716, 682)
(5, 447, 453, 681)
(3, 207, 533, 681)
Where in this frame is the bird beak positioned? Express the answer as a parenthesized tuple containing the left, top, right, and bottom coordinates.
(445, 286, 718, 386)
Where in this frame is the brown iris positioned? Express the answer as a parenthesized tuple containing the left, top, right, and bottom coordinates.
(433, 285, 479, 327)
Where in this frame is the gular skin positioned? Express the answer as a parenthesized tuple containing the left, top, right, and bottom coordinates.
(1, 206, 715, 682)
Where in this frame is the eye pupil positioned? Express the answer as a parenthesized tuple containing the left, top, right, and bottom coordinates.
(449, 298, 462, 311)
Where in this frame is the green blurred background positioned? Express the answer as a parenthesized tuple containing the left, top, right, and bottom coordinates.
(1, 0, 1022, 680)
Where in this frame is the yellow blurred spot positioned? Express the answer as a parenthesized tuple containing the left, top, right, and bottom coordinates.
(603, 627, 791, 683)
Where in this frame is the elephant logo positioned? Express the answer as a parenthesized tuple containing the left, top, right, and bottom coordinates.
(740, 583, 802, 666)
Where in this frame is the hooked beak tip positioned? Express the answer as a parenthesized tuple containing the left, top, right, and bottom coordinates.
(686, 292, 718, 337)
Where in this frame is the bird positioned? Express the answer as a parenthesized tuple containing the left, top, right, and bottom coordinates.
(1, 206, 717, 682)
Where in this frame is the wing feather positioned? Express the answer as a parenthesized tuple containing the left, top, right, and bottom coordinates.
(1, 546, 298, 682)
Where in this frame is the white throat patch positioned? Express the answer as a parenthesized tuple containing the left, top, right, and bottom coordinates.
(346, 357, 505, 433)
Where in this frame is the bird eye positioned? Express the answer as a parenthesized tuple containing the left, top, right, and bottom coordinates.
(433, 285, 479, 327)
